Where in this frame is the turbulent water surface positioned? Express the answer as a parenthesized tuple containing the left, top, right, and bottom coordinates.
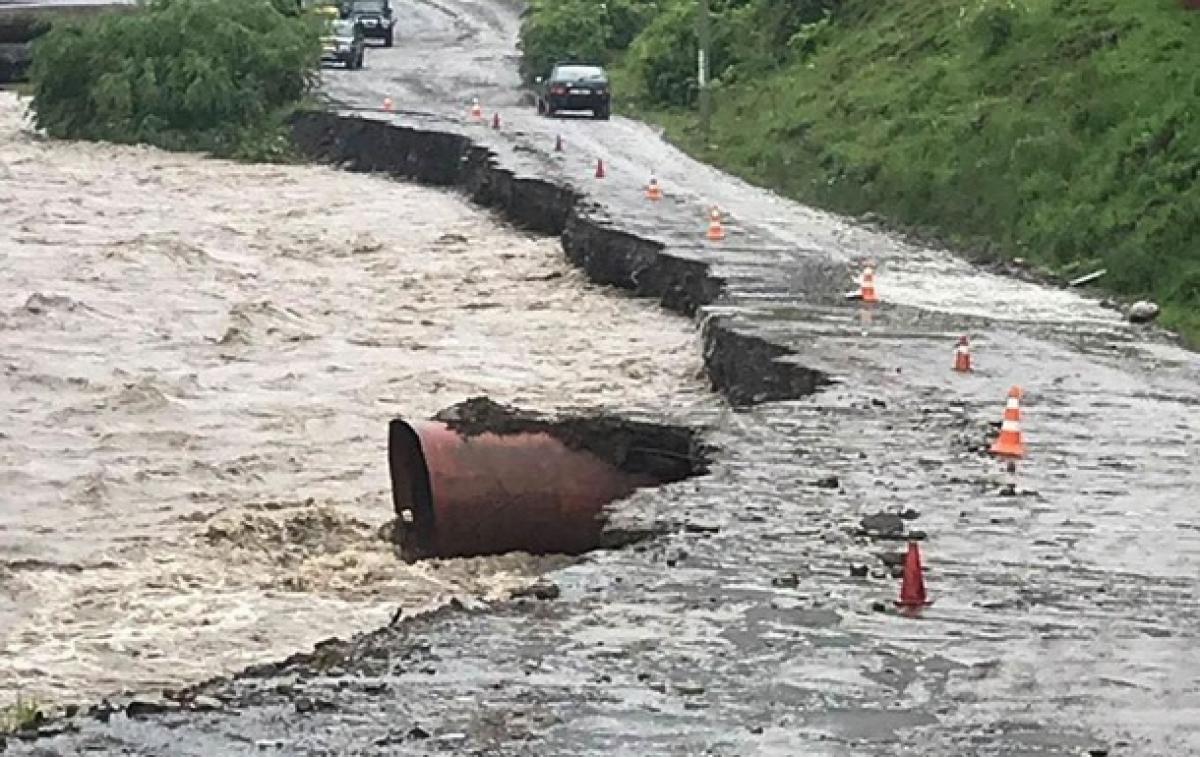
(0, 91, 709, 707)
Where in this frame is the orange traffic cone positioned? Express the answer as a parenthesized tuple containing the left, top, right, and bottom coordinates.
(860, 264, 879, 303)
(896, 541, 932, 609)
(706, 206, 725, 241)
(492, 112, 501, 130)
(989, 386, 1026, 458)
(554, 134, 563, 152)
(595, 158, 606, 178)
(382, 97, 394, 112)
(645, 175, 663, 202)
(953, 335, 972, 373)
(469, 98, 483, 121)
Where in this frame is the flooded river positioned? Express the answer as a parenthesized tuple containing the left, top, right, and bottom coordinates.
(0, 91, 709, 707)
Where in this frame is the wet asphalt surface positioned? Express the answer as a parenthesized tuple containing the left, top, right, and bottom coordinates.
(7, 1, 1200, 755)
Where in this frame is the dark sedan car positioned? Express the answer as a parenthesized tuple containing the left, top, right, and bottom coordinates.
(536, 64, 610, 120)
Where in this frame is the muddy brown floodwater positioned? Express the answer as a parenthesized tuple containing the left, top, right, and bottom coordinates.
(0, 91, 711, 708)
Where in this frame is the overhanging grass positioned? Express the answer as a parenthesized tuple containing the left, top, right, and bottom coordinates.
(0, 697, 41, 734)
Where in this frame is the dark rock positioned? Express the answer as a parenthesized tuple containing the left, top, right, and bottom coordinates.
(870, 398, 887, 408)
(242, 662, 281, 678)
(683, 522, 720, 534)
(849, 564, 869, 578)
(771, 573, 800, 588)
(1127, 300, 1159, 324)
(871, 601, 888, 613)
(407, 726, 431, 740)
(373, 731, 404, 747)
(859, 512, 905, 538)
(523, 270, 564, 282)
(1086, 750, 1109, 757)
(998, 483, 1017, 497)
(90, 701, 117, 723)
(813, 474, 840, 489)
(908, 530, 928, 540)
(899, 508, 920, 520)
(294, 697, 336, 714)
(876, 550, 906, 567)
(675, 682, 705, 696)
(749, 725, 765, 735)
(126, 699, 179, 718)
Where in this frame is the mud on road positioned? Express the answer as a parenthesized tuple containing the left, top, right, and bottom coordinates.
(6, 0, 1200, 755)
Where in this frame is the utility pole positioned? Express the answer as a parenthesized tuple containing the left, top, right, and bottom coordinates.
(698, 0, 711, 143)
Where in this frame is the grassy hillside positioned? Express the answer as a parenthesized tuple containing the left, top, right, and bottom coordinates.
(521, 0, 1200, 342)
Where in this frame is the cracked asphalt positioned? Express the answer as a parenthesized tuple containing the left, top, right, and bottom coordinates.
(6, 0, 1199, 754)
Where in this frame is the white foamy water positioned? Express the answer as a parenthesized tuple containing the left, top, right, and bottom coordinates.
(0, 92, 708, 707)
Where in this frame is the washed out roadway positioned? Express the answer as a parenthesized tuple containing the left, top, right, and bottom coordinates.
(10, 0, 1200, 754)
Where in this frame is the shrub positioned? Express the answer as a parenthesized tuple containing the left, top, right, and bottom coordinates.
(28, 0, 319, 159)
(972, 3, 1019, 57)
(1, 697, 41, 734)
(519, 0, 604, 83)
(622, 0, 698, 106)
(518, 0, 662, 84)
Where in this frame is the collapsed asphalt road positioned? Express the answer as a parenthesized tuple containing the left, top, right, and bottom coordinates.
(8, 0, 1200, 754)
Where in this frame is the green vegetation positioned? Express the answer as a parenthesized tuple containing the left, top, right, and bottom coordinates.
(1, 696, 41, 734)
(28, 0, 320, 161)
(520, 0, 1200, 343)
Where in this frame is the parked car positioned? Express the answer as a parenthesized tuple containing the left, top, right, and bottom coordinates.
(348, 0, 394, 46)
(536, 63, 611, 120)
(321, 18, 365, 69)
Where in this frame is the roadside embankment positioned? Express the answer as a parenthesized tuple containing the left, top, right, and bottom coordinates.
(521, 0, 1200, 344)
(290, 111, 831, 405)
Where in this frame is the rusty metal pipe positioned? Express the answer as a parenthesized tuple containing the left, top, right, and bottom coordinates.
(388, 418, 658, 560)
